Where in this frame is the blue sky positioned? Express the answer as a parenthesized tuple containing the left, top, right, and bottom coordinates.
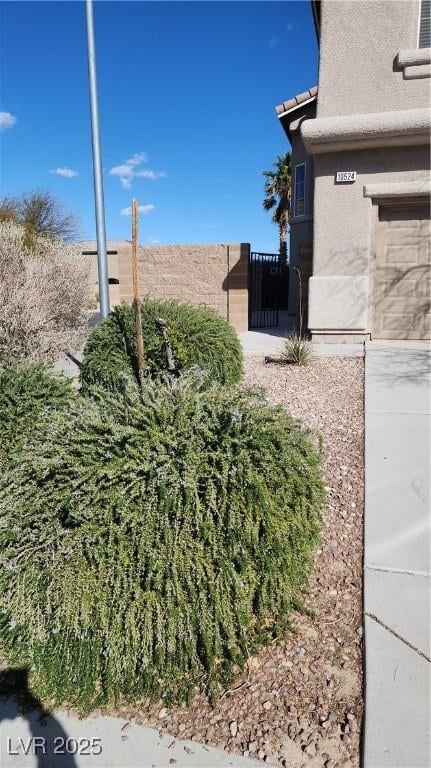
(1, 1, 318, 250)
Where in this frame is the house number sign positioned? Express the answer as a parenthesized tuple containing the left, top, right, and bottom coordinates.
(335, 171, 357, 182)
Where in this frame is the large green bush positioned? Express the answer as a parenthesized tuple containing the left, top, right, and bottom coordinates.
(0, 362, 75, 471)
(79, 299, 243, 391)
(0, 374, 324, 711)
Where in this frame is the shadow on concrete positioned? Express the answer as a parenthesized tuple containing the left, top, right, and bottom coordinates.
(0, 669, 77, 767)
(367, 344, 430, 388)
(246, 311, 296, 338)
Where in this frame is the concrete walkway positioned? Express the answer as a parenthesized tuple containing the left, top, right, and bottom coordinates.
(0, 700, 261, 768)
(238, 330, 364, 358)
(238, 328, 364, 358)
(364, 341, 431, 768)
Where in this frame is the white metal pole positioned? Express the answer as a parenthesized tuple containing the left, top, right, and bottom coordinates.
(86, 0, 110, 317)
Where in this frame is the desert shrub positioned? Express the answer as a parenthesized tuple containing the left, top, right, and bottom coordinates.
(0, 221, 92, 363)
(0, 374, 324, 711)
(79, 299, 243, 390)
(0, 362, 75, 471)
(281, 333, 313, 366)
(0, 189, 79, 242)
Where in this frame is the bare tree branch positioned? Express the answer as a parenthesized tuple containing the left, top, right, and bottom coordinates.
(0, 190, 80, 242)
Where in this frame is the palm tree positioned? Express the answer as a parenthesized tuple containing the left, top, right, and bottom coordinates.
(262, 152, 292, 261)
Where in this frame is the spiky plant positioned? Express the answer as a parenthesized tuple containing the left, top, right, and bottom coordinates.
(281, 334, 313, 366)
(0, 374, 324, 711)
(0, 362, 76, 471)
(79, 299, 243, 392)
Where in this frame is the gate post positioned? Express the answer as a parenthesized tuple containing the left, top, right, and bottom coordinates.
(226, 243, 249, 333)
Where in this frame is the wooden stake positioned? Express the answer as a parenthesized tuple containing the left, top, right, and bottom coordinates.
(131, 198, 145, 383)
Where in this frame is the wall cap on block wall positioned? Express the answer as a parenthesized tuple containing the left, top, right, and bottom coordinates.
(308, 275, 369, 331)
(301, 108, 431, 154)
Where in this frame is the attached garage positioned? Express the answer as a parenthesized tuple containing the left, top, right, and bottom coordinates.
(373, 203, 431, 340)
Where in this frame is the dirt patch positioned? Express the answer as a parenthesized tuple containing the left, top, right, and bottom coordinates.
(111, 356, 365, 768)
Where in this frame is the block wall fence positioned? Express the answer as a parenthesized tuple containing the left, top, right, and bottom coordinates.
(83, 241, 250, 333)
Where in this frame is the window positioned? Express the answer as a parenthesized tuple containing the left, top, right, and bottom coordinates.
(294, 164, 306, 217)
(418, 0, 431, 48)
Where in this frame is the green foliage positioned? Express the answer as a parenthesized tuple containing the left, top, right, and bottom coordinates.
(0, 362, 75, 471)
(263, 152, 292, 260)
(281, 334, 313, 366)
(80, 300, 243, 392)
(0, 374, 324, 711)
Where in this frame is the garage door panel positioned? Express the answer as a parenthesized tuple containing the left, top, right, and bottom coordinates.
(384, 228, 430, 247)
(416, 277, 431, 299)
(374, 204, 431, 340)
(384, 245, 421, 266)
(376, 264, 429, 293)
(378, 302, 430, 337)
(377, 279, 425, 300)
(387, 222, 425, 243)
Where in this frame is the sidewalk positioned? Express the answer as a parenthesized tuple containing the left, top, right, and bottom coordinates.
(238, 330, 364, 358)
(363, 341, 431, 768)
(0, 701, 261, 768)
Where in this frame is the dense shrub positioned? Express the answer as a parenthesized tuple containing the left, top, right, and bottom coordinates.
(79, 299, 243, 390)
(0, 362, 75, 471)
(0, 374, 324, 711)
(0, 221, 92, 363)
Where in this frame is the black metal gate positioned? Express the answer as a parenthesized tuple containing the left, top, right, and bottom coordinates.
(248, 252, 289, 329)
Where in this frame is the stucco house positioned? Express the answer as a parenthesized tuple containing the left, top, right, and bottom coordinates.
(276, 0, 430, 341)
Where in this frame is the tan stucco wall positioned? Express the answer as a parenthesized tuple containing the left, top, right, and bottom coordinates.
(308, 146, 430, 336)
(288, 120, 315, 319)
(84, 241, 249, 333)
(288, 221, 313, 321)
(318, 0, 428, 118)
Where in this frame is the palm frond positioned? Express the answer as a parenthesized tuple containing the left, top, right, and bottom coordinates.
(262, 152, 292, 234)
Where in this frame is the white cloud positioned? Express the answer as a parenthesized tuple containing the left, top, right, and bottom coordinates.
(109, 153, 165, 189)
(127, 152, 147, 167)
(136, 169, 166, 180)
(49, 167, 78, 178)
(286, 22, 296, 32)
(120, 204, 155, 216)
(268, 37, 278, 48)
(0, 111, 17, 131)
(109, 164, 134, 189)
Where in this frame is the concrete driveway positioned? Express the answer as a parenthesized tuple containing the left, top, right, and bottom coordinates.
(363, 341, 431, 768)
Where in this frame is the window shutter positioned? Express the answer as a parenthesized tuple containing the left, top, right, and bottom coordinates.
(419, 0, 431, 48)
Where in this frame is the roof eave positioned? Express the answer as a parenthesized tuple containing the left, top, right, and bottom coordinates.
(278, 96, 317, 143)
(276, 94, 317, 122)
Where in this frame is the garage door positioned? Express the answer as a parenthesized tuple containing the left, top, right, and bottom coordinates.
(374, 204, 430, 339)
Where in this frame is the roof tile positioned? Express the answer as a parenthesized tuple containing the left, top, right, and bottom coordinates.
(275, 86, 318, 116)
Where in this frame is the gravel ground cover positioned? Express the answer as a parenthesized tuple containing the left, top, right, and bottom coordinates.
(111, 355, 365, 768)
